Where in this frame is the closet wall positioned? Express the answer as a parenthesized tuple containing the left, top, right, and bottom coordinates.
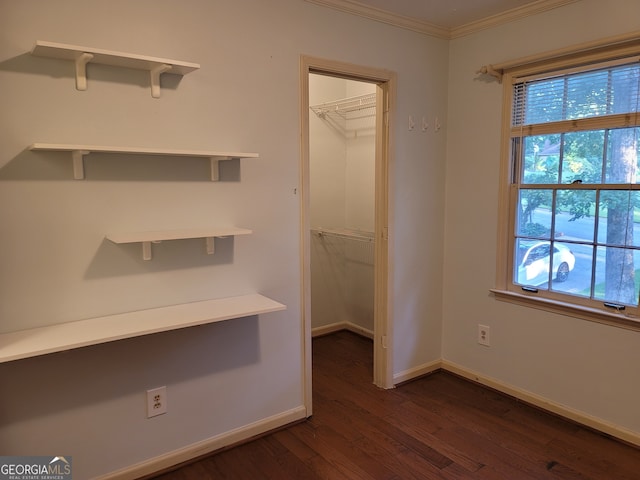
(309, 74, 376, 336)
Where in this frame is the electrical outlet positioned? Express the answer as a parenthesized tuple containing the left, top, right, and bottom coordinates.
(478, 325, 491, 346)
(146, 386, 167, 418)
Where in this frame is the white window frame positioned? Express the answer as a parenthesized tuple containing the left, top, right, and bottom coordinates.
(493, 35, 640, 332)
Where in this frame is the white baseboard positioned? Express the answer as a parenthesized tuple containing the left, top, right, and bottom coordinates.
(96, 405, 307, 480)
(393, 359, 442, 384)
(312, 321, 346, 337)
(344, 322, 374, 339)
(312, 321, 374, 339)
(440, 359, 640, 448)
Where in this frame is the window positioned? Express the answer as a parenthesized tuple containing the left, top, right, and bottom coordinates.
(497, 41, 640, 329)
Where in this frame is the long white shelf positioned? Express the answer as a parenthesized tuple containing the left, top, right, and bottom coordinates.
(106, 227, 252, 260)
(31, 40, 200, 98)
(29, 143, 260, 181)
(0, 294, 286, 364)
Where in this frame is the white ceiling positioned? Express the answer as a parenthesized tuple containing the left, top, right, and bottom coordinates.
(307, 0, 579, 37)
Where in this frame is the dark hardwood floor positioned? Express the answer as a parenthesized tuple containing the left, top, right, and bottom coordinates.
(151, 330, 640, 479)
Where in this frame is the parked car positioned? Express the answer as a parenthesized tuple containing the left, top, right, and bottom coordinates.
(516, 241, 575, 286)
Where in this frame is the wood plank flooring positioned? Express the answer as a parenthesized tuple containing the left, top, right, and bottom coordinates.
(150, 330, 640, 479)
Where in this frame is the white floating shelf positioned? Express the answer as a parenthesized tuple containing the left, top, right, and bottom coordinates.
(29, 143, 259, 181)
(31, 40, 200, 98)
(106, 227, 252, 260)
(0, 294, 286, 364)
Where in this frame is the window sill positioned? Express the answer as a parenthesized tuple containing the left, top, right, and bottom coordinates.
(490, 289, 640, 332)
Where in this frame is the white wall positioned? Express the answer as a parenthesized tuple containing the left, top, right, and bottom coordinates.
(309, 75, 375, 233)
(0, 0, 449, 477)
(345, 80, 376, 232)
(309, 74, 348, 230)
(444, 0, 640, 438)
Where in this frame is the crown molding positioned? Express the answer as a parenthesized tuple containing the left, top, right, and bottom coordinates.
(450, 0, 581, 39)
(304, 0, 450, 39)
(305, 0, 581, 40)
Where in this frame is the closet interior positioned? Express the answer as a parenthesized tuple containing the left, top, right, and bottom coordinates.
(309, 73, 376, 339)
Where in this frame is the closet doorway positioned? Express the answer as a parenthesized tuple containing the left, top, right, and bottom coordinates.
(309, 74, 376, 342)
(300, 56, 395, 414)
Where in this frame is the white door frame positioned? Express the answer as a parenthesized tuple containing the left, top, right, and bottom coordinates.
(300, 55, 396, 414)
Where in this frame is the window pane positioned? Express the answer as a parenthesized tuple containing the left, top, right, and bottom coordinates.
(549, 241, 584, 295)
(565, 70, 611, 119)
(561, 131, 604, 184)
(514, 239, 581, 291)
(610, 65, 640, 115)
(514, 239, 552, 287)
(598, 191, 640, 247)
(523, 78, 565, 124)
(555, 189, 596, 242)
(517, 189, 552, 238)
(522, 136, 560, 184)
(553, 242, 593, 297)
(605, 127, 640, 184)
(593, 246, 640, 306)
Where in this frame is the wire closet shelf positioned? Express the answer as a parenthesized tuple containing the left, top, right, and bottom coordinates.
(310, 92, 376, 121)
(312, 227, 374, 243)
(312, 228, 374, 265)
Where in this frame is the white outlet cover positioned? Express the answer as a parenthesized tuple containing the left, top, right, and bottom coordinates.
(478, 324, 491, 346)
(146, 386, 167, 418)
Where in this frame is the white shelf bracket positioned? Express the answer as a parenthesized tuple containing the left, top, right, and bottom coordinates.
(210, 157, 220, 182)
(150, 63, 172, 98)
(71, 149, 90, 180)
(74, 52, 94, 91)
(206, 237, 215, 255)
(142, 241, 152, 261)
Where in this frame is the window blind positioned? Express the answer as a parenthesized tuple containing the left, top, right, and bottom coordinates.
(512, 62, 640, 128)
